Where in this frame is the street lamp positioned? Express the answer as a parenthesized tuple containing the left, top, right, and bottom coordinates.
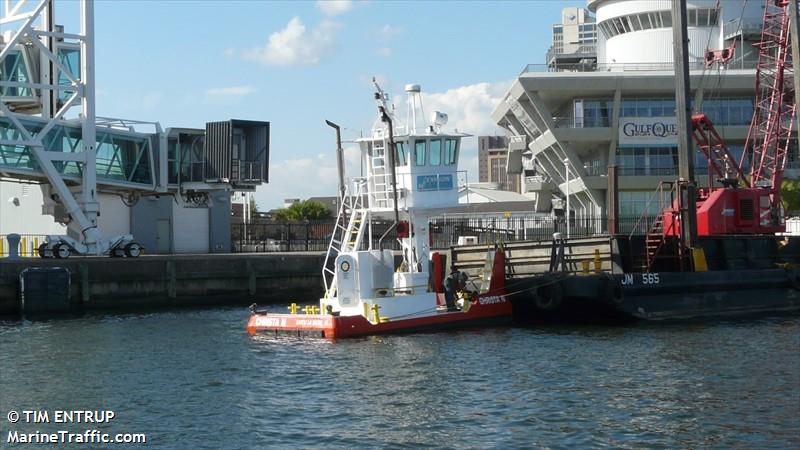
(563, 158, 570, 239)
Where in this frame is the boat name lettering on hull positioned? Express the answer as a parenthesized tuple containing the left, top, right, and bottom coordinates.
(478, 295, 505, 305)
(621, 273, 660, 285)
(295, 318, 331, 327)
(254, 316, 331, 329)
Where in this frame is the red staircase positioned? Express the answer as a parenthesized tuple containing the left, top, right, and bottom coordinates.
(645, 213, 665, 269)
(628, 181, 681, 271)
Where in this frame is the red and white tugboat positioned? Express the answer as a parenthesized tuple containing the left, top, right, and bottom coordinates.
(247, 81, 512, 338)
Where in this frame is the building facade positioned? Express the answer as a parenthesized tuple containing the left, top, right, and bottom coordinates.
(492, 0, 796, 224)
(478, 136, 521, 193)
(547, 7, 598, 70)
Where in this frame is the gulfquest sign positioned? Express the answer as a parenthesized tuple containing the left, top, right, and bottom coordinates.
(618, 117, 679, 145)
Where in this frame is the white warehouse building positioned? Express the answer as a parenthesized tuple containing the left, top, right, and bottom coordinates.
(492, 0, 797, 223)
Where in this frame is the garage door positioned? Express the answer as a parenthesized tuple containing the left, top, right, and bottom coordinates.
(97, 194, 130, 237)
(172, 206, 209, 253)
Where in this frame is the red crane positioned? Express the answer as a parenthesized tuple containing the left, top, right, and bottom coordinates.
(667, 0, 796, 236)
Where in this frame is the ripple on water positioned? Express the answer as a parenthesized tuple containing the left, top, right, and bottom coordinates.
(0, 310, 798, 449)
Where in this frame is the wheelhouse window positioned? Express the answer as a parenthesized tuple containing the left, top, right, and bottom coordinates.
(429, 139, 441, 166)
(395, 141, 408, 166)
(414, 140, 426, 166)
(444, 139, 459, 165)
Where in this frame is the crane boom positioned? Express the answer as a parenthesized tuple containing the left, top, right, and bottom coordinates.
(667, 0, 796, 237)
(746, 0, 796, 198)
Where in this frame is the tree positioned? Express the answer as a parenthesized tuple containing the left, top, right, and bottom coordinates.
(249, 196, 259, 215)
(782, 179, 800, 214)
(274, 200, 332, 221)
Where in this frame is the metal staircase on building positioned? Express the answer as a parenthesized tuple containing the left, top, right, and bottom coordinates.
(322, 180, 370, 299)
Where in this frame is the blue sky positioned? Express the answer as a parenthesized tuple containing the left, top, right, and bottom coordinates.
(53, 0, 576, 209)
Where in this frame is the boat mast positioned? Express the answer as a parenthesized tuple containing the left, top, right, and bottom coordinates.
(671, 0, 698, 252)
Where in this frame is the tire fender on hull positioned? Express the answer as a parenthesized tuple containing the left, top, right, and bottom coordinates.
(788, 269, 800, 291)
(534, 280, 563, 311)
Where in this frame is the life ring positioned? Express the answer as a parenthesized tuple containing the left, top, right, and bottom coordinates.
(534, 281, 563, 311)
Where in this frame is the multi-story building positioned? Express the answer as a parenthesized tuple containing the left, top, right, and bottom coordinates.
(547, 7, 598, 70)
(478, 136, 521, 193)
(492, 0, 796, 224)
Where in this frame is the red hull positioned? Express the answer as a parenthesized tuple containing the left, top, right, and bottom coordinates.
(246, 294, 512, 339)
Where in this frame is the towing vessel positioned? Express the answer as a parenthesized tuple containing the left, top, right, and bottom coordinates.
(247, 82, 512, 338)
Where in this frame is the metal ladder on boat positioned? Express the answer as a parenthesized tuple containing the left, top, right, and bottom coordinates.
(369, 132, 394, 209)
(644, 213, 666, 269)
(629, 181, 680, 271)
(322, 180, 369, 299)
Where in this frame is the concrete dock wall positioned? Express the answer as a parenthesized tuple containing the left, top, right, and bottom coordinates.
(0, 253, 325, 315)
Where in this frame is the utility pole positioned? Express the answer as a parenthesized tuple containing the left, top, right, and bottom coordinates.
(672, 0, 698, 253)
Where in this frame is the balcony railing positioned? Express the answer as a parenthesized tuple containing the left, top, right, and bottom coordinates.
(521, 60, 757, 74)
(234, 160, 265, 183)
(552, 116, 611, 128)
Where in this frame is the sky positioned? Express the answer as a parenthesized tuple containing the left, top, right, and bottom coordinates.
(9, 0, 577, 209)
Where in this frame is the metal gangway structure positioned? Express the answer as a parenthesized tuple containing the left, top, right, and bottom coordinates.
(1, 0, 269, 257)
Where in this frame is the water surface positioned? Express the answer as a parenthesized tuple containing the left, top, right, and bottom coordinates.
(1, 308, 798, 449)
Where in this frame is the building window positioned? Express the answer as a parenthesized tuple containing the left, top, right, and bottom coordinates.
(619, 191, 669, 218)
(574, 99, 612, 128)
(414, 140, 426, 166)
(616, 147, 678, 176)
(619, 97, 754, 126)
(598, 8, 718, 39)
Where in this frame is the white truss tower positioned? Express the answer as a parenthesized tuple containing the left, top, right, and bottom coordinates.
(0, 0, 135, 256)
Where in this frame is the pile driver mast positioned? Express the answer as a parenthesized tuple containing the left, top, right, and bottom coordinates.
(684, 0, 796, 236)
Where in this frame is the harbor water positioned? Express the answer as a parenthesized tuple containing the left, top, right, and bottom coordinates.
(1, 307, 798, 449)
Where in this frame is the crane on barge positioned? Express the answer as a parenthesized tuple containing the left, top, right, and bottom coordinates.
(645, 0, 796, 269)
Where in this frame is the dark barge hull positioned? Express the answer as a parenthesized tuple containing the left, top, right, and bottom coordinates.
(508, 269, 800, 322)
(612, 269, 800, 320)
(474, 235, 800, 323)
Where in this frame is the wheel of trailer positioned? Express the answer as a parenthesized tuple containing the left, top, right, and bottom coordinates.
(53, 243, 71, 259)
(124, 242, 142, 258)
(534, 281, 563, 311)
(38, 243, 50, 259)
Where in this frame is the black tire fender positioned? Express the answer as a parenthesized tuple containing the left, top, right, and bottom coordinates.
(605, 275, 624, 303)
(534, 281, 563, 311)
(789, 269, 800, 291)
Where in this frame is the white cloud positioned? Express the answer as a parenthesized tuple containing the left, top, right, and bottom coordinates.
(414, 81, 512, 181)
(421, 81, 510, 136)
(255, 146, 362, 210)
(244, 17, 341, 66)
(376, 47, 392, 57)
(379, 24, 403, 40)
(255, 80, 512, 208)
(316, 0, 353, 16)
(205, 86, 256, 97)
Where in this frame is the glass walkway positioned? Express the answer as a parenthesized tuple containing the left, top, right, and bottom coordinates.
(0, 116, 157, 190)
